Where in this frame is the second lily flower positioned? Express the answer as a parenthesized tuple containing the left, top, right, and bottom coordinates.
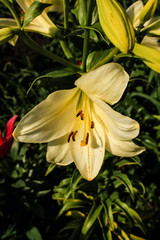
(13, 63, 145, 181)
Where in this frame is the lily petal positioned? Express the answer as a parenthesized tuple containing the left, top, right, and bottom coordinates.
(105, 134, 145, 157)
(141, 35, 160, 51)
(46, 135, 73, 165)
(127, 0, 144, 28)
(92, 96, 140, 141)
(0, 18, 17, 28)
(142, 16, 160, 36)
(75, 63, 129, 105)
(6, 115, 18, 139)
(69, 114, 105, 181)
(13, 88, 79, 143)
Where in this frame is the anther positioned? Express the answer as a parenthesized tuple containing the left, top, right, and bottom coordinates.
(80, 113, 84, 120)
(67, 131, 74, 142)
(76, 110, 82, 117)
(72, 131, 78, 141)
(86, 132, 89, 145)
(91, 121, 94, 129)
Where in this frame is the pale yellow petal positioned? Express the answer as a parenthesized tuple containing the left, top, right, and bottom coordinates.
(46, 135, 73, 165)
(105, 134, 145, 157)
(13, 88, 79, 143)
(127, 1, 144, 28)
(75, 63, 129, 105)
(69, 114, 105, 181)
(92, 96, 140, 141)
(141, 35, 160, 51)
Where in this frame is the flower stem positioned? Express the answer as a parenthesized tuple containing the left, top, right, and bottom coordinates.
(16, 30, 81, 71)
(0, 0, 21, 28)
(60, 0, 74, 60)
(82, 0, 93, 72)
(91, 48, 119, 70)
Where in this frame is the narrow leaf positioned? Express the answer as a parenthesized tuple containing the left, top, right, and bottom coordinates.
(22, 1, 51, 28)
(81, 203, 103, 235)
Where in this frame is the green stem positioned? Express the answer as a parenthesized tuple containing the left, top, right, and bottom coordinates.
(91, 48, 119, 70)
(82, 0, 93, 72)
(0, 0, 21, 28)
(60, 0, 74, 60)
(60, 40, 74, 60)
(63, 0, 69, 31)
(17, 30, 81, 71)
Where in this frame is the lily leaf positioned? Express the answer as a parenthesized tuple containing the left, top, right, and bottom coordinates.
(81, 202, 103, 235)
(22, 1, 51, 29)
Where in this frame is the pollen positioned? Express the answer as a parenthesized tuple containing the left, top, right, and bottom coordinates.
(67, 131, 74, 142)
(72, 131, 78, 141)
(80, 133, 89, 146)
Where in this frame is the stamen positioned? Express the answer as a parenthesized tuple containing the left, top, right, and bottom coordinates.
(76, 110, 83, 117)
(86, 132, 89, 145)
(67, 131, 74, 142)
(80, 133, 89, 146)
(80, 113, 84, 120)
(91, 121, 94, 129)
(72, 131, 78, 141)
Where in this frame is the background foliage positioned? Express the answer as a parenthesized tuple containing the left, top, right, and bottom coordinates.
(0, 0, 160, 239)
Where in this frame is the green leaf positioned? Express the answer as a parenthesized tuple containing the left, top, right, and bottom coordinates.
(45, 163, 56, 176)
(22, 1, 51, 28)
(114, 199, 145, 234)
(105, 198, 114, 230)
(81, 202, 103, 235)
(112, 170, 135, 201)
(27, 67, 77, 94)
(129, 234, 146, 240)
(58, 200, 89, 217)
(86, 49, 112, 72)
(26, 227, 43, 240)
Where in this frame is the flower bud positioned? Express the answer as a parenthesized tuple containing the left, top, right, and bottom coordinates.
(139, 0, 158, 24)
(0, 27, 15, 46)
(96, 0, 135, 53)
(133, 42, 160, 73)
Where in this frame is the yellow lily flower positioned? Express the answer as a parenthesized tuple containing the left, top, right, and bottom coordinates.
(16, 0, 59, 37)
(127, 0, 160, 72)
(96, 0, 135, 54)
(13, 63, 145, 181)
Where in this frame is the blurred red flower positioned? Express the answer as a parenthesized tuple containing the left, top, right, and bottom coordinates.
(0, 115, 18, 159)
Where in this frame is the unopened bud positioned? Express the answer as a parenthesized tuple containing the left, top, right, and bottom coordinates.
(96, 0, 135, 53)
(140, 0, 158, 24)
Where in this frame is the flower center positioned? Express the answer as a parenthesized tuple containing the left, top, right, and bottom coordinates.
(67, 108, 95, 147)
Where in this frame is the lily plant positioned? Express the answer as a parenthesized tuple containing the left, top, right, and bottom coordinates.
(13, 63, 145, 180)
(0, 0, 59, 38)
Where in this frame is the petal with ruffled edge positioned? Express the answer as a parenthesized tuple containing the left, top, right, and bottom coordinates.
(127, 1, 144, 28)
(13, 88, 79, 143)
(46, 134, 73, 165)
(69, 112, 105, 181)
(75, 63, 129, 105)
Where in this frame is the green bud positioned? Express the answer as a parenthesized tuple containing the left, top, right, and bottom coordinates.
(0, 27, 15, 45)
(133, 42, 160, 73)
(140, 0, 158, 24)
(96, 0, 135, 53)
